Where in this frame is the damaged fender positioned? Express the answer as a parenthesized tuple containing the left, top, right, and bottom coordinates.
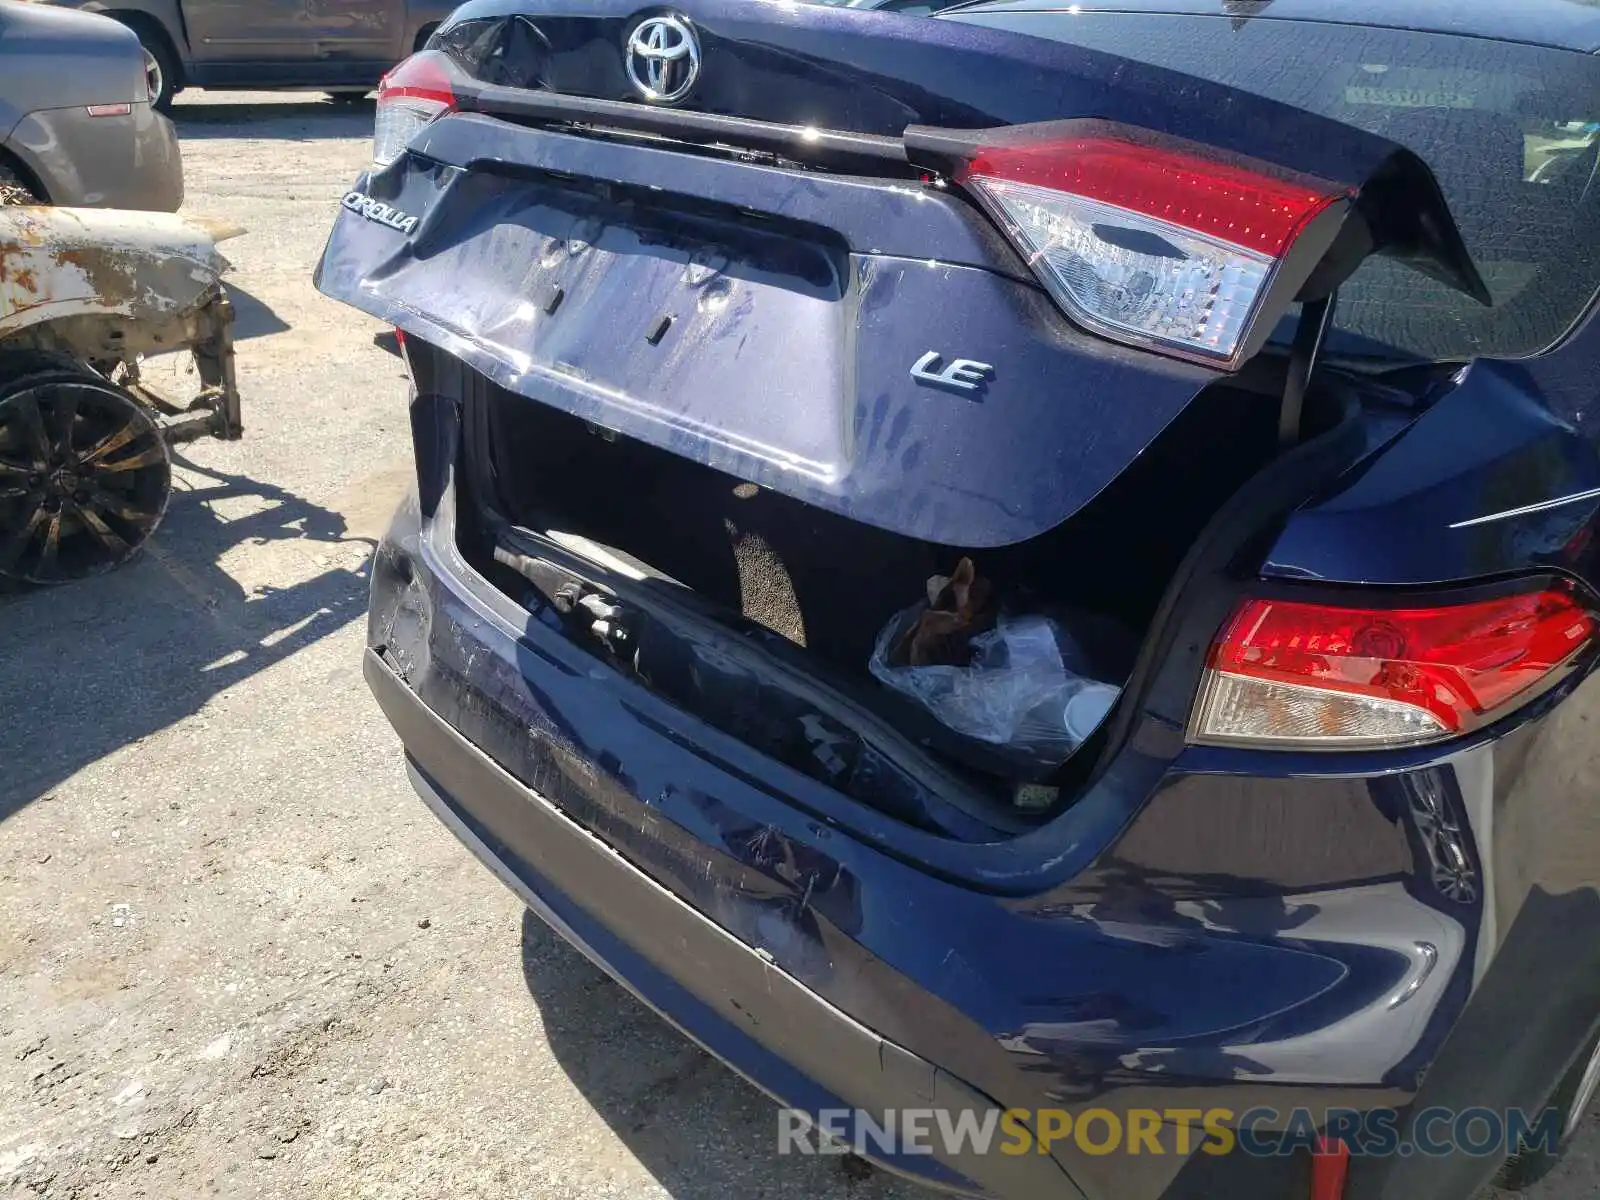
(0, 205, 228, 338)
(0, 204, 249, 584)
(0, 204, 244, 442)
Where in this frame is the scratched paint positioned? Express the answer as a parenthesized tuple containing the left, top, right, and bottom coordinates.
(0, 206, 231, 341)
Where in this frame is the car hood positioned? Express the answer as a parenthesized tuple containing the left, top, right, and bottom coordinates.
(0, 1, 148, 117)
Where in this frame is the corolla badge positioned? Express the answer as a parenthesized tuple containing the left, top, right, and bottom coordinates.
(626, 15, 701, 104)
(342, 190, 418, 235)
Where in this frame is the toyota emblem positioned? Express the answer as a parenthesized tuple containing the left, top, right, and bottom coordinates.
(625, 15, 701, 104)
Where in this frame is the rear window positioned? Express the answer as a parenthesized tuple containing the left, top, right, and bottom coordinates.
(945, 11, 1600, 362)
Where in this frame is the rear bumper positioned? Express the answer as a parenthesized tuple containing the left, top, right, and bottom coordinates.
(365, 388, 1600, 1200)
(6, 103, 183, 211)
(367, 645, 1070, 1199)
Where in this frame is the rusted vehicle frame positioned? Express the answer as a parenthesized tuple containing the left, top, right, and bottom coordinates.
(0, 204, 244, 583)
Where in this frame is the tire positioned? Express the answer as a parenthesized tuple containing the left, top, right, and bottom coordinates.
(0, 364, 172, 585)
(1499, 1030, 1600, 1189)
(124, 23, 181, 112)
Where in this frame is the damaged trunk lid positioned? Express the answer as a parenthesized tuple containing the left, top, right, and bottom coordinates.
(315, 0, 1484, 547)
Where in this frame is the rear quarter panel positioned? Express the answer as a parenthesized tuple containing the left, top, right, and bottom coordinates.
(1264, 351, 1600, 596)
(1257, 327, 1600, 1198)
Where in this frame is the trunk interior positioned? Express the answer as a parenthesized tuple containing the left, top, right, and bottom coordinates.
(456, 359, 1338, 840)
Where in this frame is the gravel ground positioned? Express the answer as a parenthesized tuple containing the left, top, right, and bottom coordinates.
(0, 91, 1595, 1200)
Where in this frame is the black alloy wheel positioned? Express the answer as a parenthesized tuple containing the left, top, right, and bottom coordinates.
(0, 369, 171, 584)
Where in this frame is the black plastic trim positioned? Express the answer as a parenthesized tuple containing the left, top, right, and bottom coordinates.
(466, 82, 911, 168)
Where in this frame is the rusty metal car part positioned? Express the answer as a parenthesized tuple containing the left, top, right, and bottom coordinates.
(0, 204, 245, 582)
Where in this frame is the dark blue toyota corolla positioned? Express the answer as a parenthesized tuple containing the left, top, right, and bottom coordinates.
(316, 0, 1600, 1195)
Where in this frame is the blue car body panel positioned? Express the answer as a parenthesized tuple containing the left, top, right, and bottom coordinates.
(316, 0, 1475, 545)
(319, 126, 1219, 546)
(1265, 356, 1600, 590)
(444, 0, 1465, 177)
(320, 1, 1600, 1197)
(365, 424, 1600, 1200)
(954, 0, 1600, 54)
(396, 753, 984, 1194)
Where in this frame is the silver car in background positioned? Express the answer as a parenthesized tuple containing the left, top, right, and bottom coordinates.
(0, 0, 183, 210)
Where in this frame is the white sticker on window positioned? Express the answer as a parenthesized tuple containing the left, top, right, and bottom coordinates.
(1344, 86, 1475, 109)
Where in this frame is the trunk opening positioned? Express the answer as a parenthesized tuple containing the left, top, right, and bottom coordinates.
(449, 351, 1350, 841)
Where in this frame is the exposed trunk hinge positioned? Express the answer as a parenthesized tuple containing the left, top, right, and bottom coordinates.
(1278, 291, 1339, 449)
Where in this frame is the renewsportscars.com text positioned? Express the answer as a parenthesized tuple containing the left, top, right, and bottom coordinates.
(777, 1105, 1563, 1160)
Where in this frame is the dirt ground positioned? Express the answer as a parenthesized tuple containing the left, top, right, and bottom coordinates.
(0, 92, 1595, 1200)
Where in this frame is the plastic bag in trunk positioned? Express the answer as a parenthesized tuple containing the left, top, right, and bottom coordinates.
(869, 606, 1120, 776)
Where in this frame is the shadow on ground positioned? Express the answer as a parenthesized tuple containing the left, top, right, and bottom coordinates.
(517, 911, 901, 1199)
(228, 284, 292, 340)
(0, 456, 374, 820)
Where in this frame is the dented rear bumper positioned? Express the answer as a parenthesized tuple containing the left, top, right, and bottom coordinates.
(366, 394, 1565, 1200)
(371, 650, 1051, 1199)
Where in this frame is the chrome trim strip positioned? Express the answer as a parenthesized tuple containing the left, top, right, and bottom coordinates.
(1447, 485, 1600, 529)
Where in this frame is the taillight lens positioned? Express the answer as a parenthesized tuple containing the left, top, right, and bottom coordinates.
(373, 52, 457, 168)
(954, 136, 1348, 367)
(1190, 585, 1597, 749)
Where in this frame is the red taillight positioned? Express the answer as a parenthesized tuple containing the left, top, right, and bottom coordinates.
(392, 327, 414, 384)
(963, 137, 1341, 259)
(952, 133, 1350, 367)
(1190, 585, 1597, 749)
(373, 52, 458, 168)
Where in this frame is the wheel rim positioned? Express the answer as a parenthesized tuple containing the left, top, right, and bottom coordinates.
(142, 47, 164, 103)
(0, 376, 171, 584)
